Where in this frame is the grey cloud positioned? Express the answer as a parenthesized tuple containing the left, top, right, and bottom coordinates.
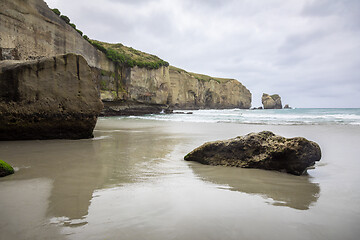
(276, 54, 309, 67)
(107, 0, 153, 4)
(302, 0, 360, 17)
(182, 0, 234, 8)
(302, 0, 360, 30)
(278, 30, 328, 54)
(276, 31, 329, 67)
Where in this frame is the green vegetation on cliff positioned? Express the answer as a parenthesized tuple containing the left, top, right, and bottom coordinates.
(51, 8, 60, 16)
(90, 40, 169, 69)
(169, 66, 231, 84)
(50, 7, 168, 69)
(60, 15, 70, 24)
(51, 9, 83, 36)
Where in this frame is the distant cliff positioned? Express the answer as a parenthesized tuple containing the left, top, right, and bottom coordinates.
(99, 64, 251, 111)
(1, 0, 252, 116)
(168, 67, 251, 109)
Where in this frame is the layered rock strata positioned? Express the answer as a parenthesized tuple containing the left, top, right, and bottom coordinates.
(0, 0, 113, 71)
(184, 131, 321, 175)
(100, 101, 168, 116)
(0, 54, 103, 140)
(99, 66, 252, 110)
(168, 68, 251, 109)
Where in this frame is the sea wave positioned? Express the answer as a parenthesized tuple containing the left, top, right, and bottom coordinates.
(118, 108, 360, 126)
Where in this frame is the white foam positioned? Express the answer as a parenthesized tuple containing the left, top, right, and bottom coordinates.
(110, 109, 360, 126)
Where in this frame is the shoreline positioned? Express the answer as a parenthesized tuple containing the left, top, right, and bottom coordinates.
(98, 107, 360, 127)
(1, 119, 360, 240)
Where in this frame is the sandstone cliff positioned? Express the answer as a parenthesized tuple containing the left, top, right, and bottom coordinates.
(0, 0, 114, 72)
(1, 0, 252, 118)
(0, 54, 103, 140)
(99, 64, 251, 111)
(168, 67, 251, 109)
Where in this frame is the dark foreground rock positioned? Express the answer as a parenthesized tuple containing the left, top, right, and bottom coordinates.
(184, 131, 321, 175)
(0, 160, 14, 177)
(100, 101, 171, 116)
(0, 54, 103, 140)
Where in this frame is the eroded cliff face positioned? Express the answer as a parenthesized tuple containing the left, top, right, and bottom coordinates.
(168, 68, 251, 109)
(0, 54, 103, 140)
(99, 66, 251, 110)
(0, 0, 115, 72)
(1, 0, 252, 117)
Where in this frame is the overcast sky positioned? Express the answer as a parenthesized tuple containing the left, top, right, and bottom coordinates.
(45, 0, 360, 108)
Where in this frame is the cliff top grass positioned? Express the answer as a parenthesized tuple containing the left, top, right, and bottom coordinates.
(51, 7, 167, 70)
(169, 66, 232, 84)
(90, 40, 169, 69)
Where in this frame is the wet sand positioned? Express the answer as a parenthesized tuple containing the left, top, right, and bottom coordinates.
(1, 118, 360, 240)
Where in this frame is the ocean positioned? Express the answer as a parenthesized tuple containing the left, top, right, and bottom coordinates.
(1, 108, 360, 240)
(126, 108, 360, 126)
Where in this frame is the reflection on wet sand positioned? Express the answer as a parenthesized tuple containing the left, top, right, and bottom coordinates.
(0, 179, 65, 240)
(0, 140, 105, 226)
(190, 163, 320, 210)
(0, 121, 181, 231)
(2, 119, 360, 240)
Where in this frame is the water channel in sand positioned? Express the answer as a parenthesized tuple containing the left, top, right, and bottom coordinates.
(1, 118, 360, 240)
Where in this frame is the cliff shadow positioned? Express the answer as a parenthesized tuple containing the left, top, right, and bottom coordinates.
(189, 163, 320, 210)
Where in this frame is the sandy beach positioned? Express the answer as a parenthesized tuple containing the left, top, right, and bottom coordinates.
(1, 118, 360, 240)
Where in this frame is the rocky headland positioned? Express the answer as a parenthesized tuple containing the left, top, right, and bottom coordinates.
(0, 0, 252, 140)
(94, 42, 252, 112)
(184, 131, 321, 175)
(0, 0, 251, 140)
(0, 0, 251, 111)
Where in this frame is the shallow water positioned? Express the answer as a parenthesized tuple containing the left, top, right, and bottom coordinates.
(1, 118, 360, 240)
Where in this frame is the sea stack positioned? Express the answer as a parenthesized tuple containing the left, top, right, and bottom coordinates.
(262, 93, 282, 109)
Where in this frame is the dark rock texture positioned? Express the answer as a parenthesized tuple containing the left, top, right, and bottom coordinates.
(184, 131, 321, 175)
(100, 101, 169, 116)
(0, 54, 103, 140)
(0, 160, 14, 177)
(262, 93, 282, 109)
